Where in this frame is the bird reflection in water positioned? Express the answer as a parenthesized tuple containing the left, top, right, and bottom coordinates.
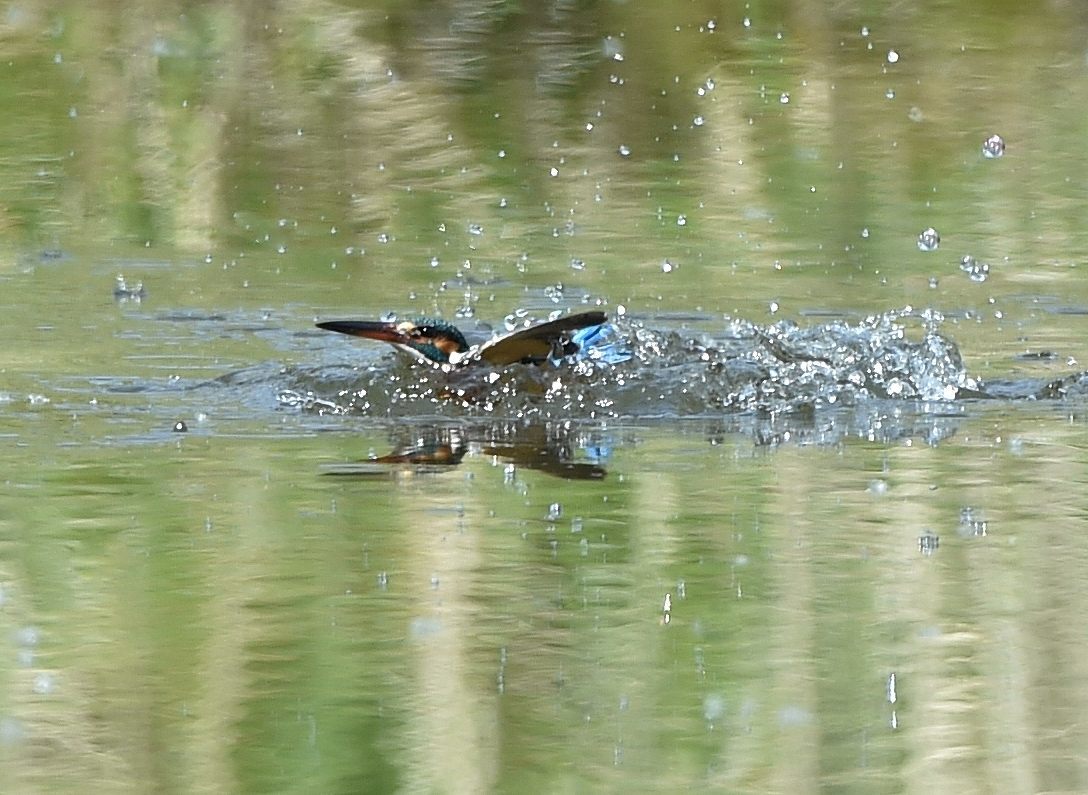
(320, 422, 609, 480)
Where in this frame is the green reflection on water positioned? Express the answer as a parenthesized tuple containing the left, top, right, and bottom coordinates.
(3, 0, 1088, 791)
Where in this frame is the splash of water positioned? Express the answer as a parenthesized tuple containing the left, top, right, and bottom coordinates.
(281, 307, 975, 419)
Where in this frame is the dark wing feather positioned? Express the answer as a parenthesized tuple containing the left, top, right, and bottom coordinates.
(477, 311, 607, 366)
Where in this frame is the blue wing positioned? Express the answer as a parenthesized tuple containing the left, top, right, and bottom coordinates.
(566, 323, 632, 365)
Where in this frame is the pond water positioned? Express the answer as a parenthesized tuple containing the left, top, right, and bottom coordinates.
(3, 2, 1088, 792)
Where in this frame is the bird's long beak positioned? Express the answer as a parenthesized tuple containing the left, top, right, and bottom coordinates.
(316, 320, 410, 344)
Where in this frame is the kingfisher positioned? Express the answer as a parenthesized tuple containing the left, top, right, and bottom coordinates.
(315, 310, 628, 369)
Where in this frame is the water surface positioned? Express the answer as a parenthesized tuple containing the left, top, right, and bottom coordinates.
(3, 2, 1088, 792)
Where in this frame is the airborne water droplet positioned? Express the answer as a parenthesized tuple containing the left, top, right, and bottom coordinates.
(982, 133, 1005, 158)
(959, 254, 990, 282)
(917, 227, 940, 252)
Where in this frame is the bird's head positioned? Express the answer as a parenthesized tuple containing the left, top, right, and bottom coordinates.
(394, 318, 470, 363)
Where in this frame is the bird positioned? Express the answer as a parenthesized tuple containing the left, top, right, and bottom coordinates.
(315, 310, 629, 369)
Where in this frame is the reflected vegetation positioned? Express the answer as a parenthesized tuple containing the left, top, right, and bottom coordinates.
(3, 0, 1088, 792)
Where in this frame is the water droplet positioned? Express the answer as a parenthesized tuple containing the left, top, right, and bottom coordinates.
(958, 507, 988, 538)
(17, 627, 39, 647)
(917, 227, 940, 252)
(959, 254, 990, 282)
(918, 534, 939, 556)
(603, 36, 624, 61)
(982, 133, 1005, 158)
(703, 694, 725, 724)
